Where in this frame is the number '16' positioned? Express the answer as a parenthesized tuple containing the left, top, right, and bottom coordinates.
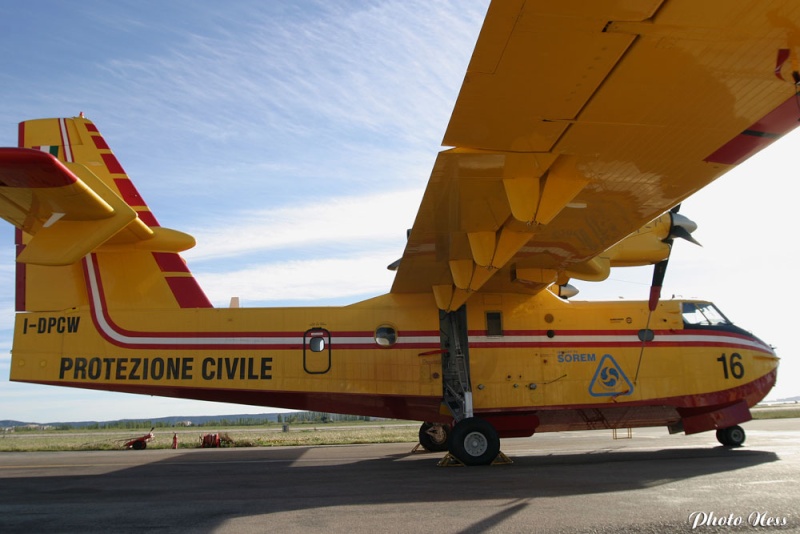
(717, 353, 744, 379)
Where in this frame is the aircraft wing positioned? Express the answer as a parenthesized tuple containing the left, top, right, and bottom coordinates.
(391, 0, 800, 311)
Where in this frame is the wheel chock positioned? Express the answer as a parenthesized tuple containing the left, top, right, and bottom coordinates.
(491, 451, 513, 465)
(436, 451, 512, 467)
(437, 452, 464, 467)
(410, 443, 431, 454)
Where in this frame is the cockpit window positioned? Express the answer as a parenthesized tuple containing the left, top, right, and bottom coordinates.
(682, 302, 731, 326)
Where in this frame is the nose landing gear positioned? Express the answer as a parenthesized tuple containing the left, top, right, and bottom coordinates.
(716, 425, 746, 447)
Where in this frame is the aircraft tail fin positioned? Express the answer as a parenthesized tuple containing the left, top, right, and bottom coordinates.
(0, 116, 212, 312)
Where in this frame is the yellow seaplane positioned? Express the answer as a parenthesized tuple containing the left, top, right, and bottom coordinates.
(0, 0, 792, 465)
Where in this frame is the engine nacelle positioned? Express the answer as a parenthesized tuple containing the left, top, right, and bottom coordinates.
(565, 211, 699, 281)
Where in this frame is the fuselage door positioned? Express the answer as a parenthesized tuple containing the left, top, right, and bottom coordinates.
(303, 327, 331, 374)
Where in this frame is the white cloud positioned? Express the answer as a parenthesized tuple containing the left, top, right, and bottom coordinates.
(196, 252, 398, 307)
(185, 188, 420, 262)
(87, 2, 486, 150)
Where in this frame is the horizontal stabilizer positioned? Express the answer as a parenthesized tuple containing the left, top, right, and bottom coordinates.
(0, 148, 193, 266)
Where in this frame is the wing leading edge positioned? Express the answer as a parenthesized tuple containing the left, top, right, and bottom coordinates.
(392, 0, 800, 310)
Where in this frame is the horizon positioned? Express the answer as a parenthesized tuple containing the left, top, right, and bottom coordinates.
(6, 395, 800, 427)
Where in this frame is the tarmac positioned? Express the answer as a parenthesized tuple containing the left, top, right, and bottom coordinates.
(0, 418, 797, 533)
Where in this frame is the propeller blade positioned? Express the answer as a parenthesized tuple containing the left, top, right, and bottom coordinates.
(649, 210, 699, 311)
(669, 225, 702, 246)
(664, 211, 702, 247)
(649, 258, 669, 311)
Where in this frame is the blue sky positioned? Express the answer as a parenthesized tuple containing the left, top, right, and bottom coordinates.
(1, 1, 797, 423)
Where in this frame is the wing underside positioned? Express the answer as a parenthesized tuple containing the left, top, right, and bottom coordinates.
(392, 0, 800, 310)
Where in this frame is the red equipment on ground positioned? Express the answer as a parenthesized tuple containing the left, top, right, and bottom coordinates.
(201, 433, 221, 448)
(123, 428, 154, 450)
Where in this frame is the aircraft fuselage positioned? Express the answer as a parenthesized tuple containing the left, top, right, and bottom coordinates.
(11, 254, 777, 440)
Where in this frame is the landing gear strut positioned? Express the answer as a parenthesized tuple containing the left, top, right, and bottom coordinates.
(437, 307, 504, 465)
(716, 425, 746, 447)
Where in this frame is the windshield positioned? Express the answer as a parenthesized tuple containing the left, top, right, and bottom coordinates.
(682, 302, 731, 326)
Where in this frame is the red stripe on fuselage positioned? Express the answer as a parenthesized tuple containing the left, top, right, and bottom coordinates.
(82, 254, 773, 358)
(83, 255, 307, 349)
(91, 135, 110, 150)
(25, 380, 447, 422)
(164, 276, 214, 309)
(114, 178, 145, 206)
(30, 367, 777, 428)
(101, 153, 125, 174)
(151, 252, 212, 309)
(136, 210, 160, 227)
(114, 178, 161, 225)
(153, 252, 190, 273)
(15, 229, 26, 312)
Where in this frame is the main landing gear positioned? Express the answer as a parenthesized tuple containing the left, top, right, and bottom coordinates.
(417, 419, 505, 466)
(716, 425, 746, 447)
(418, 422, 450, 452)
(448, 417, 501, 466)
(432, 308, 508, 465)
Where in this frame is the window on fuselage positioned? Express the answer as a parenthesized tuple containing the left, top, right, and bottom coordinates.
(309, 336, 325, 352)
(486, 311, 503, 337)
(682, 302, 731, 327)
(374, 325, 397, 347)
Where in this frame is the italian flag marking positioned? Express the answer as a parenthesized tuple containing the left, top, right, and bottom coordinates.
(34, 145, 59, 156)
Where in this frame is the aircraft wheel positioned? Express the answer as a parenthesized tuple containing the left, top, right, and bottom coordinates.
(449, 417, 500, 466)
(716, 425, 745, 447)
(132, 440, 146, 450)
(418, 422, 450, 452)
